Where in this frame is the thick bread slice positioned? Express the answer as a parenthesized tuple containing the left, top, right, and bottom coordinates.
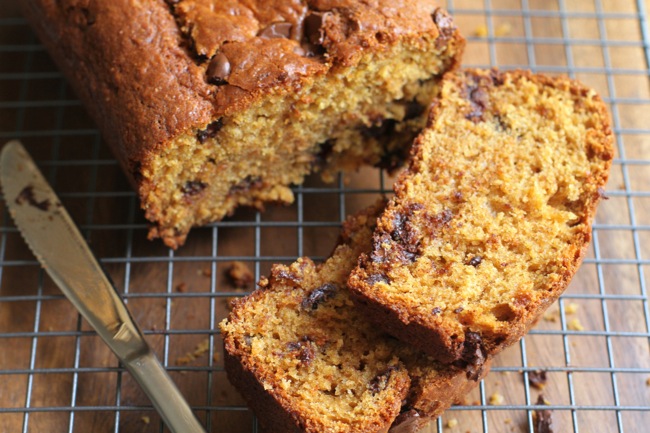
(220, 202, 489, 433)
(348, 69, 614, 368)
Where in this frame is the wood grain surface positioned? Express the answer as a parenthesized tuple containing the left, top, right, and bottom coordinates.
(1, 1, 650, 432)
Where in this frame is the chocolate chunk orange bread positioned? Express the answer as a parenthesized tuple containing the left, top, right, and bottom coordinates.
(21, 0, 464, 248)
(348, 69, 614, 365)
(220, 202, 489, 433)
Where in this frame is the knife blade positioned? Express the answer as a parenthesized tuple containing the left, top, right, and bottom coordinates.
(0, 140, 206, 433)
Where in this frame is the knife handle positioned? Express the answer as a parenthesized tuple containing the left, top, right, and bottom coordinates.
(126, 350, 206, 433)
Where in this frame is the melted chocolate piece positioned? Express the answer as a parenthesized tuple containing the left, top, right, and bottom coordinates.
(207, 52, 231, 85)
(259, 22, 293, 39)
(432, 307, 442, 315)
(15, 185, 50, 211)
(432, 8, 455, 38)
(468, 255, 482, 267)
(286, 337, 315, 366)
(301, 283, 337, 311)
(303, 11, 330, 45)
(362, 118, 398, 139)
(534, 394, 554, 433)
(196, 118, 224, 143)
(390, 409, 422, 433)
(453, 331, 486, 381)
(528, 369, 548, 390)
(466, 84, 490, 123)
(366, 273, 390, 286)
(368, 366, 396, 395)
(228, 176, 263, 194)
(181, 180, 207, 197)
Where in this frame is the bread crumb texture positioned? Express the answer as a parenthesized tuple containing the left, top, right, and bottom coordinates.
(350, 69, 613, 363)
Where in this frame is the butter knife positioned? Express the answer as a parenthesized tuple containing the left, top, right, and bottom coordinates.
(0, 140, 206, 433)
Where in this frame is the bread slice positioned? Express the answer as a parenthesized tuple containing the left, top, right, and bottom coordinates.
(348, 69, 614, 367)
(220, 202, 489, 433)
(22, 0, 464, 248)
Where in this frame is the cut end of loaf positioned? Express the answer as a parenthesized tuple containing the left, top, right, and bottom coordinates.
(349, 69, 614, 364)
(141, 26, 463, 248)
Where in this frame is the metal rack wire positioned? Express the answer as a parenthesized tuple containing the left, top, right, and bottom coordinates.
(1, 0, 649, 432)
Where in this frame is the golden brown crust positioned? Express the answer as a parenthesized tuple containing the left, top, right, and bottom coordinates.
(349, 69, 614, 366)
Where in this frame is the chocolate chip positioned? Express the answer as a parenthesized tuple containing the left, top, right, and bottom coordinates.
(229, 176, 263, 195)
(534, 394, 554, 433)
(207, 52, 231, 85)
(454, 307, 464, 314)
(391, 409, 422, 433)
(368, 366, 396, 395)
(303, 12, 330, 45)
(466, 85, 490, 122)
(403, 99, 426, 121)
(286, 338, 315, 366)
(432, 307, 442, 315)
(432, 8, 455, 37)
(453, 332, 486, 381)
(196, 118, 224, 143)
(273, 268, 302, 285)
(314, 139, 335, 168)
(15, 185, 51, 211)
(468, 256, 483, 267)
(259, 22, 293, 39)
(301, 283, 337, 311)
(366, 273, 390, 286)
(182, 180, 207, 197)
(361, 118, 397, 139)
(528, 369, 548, 390)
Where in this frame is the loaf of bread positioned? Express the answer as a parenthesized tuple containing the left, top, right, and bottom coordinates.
(21, 0, 464, 248)
(348, 69, 614, 367)
(220, 202, 489, 433)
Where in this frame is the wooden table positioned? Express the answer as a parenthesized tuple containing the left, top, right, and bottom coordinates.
(1, 1, 649, 432)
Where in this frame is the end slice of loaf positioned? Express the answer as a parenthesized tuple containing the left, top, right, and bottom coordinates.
(348, 69, 614, 367)
(22, 0, 464, 248)
(220, 202, 488, 433)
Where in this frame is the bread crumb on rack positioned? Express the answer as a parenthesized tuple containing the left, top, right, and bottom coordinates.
(446, 418, 458, 428)
(568, 318, 584, 331)
(489, 392, 504, 405)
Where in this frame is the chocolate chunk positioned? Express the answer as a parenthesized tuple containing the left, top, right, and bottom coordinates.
(301, 283, 337, 311)
(259, 22, 293, 39)
(432, 8, 455, 38)
(207, 52, 231, 85)
(468, 256, 482, 267)
(432, 307, 442, 315)
(229, 176, 263, 195)
(181, 180, 207, 197)
(390, 203, 425, 263)
(15, 185, 51, 211)
(303, 12, 330, 46)
(314, 139, 335, 167)
(453, 332, 486, 381)
(466, 85, 490, 122)
(528, 369, 548, 390)
(534, 394, 554, 433)
(366, 273, 390, 286)
(391, 409, 422, 433)
(286, 338, 315, 366)
(361, 118, 397, 139)
(403, 99, 426, 121)
(368, 366, 396, 395)
(454, 307, 464, 314)
(196, 118, 224, 143)
(273, 268, 302, 286)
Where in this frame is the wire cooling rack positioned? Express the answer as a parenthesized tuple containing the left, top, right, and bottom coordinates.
(1, 0, 650, 432)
